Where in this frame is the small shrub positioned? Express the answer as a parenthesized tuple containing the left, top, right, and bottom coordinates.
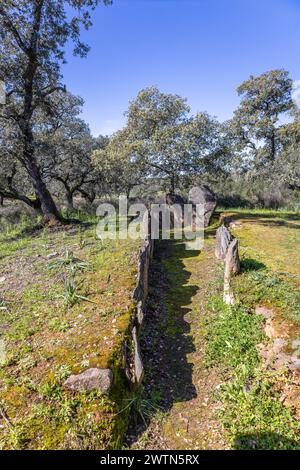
(48, 250, 89, 273)
(59, 276, 90, 307)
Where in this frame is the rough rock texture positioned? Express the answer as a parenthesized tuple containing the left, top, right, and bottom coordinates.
(166, 193, 185, 206)
(130, 231, 154, 387)
(64, 368, 113, 394)
(224, 238, 240, 277)
(223, 238, 240, 305)
(255, 306, 274, 319)
(188, 185, 217, 228)
(256, 307, 300, 372)
(132, 326, 144, 385)
(133, 238, 153, 309)
(223, 279, 235, 305)
(215, 225, 232, 260)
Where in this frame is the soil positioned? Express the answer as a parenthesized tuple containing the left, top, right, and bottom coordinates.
(125, 236, 227, 450)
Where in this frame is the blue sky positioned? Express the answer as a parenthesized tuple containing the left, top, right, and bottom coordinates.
(62, 0, 300, 136)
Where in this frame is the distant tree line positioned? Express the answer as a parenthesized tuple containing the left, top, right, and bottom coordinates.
(1, 2, 299, 223)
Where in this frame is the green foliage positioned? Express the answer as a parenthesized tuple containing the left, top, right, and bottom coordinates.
(120, 387, 162, 427)
(93, 86, 227, 195)
(204, 241, 300, 449)
(220, 367, 300, 450)
(234, 269, 300, 324)
(205, 298, 264, 371)
(48, 250, 89, 273)
(229, 69, 294, 164)
(48, 318, 71, 333)
(59, 276, 90, 307)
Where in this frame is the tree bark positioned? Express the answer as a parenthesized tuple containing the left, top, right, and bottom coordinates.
(25, 157, 61, 223)
(19, 0, 61, 224)
(65, 190, 74, 210)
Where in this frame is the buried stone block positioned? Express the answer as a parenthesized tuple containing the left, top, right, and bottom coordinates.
(64, 368, 113, 394)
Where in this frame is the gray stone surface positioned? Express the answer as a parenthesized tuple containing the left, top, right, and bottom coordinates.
(215, 225, 232, 260)
(166, 193, 185, 206)
(223, 237, 240, 305)
(64, 368, 113, 393)
(133, 238, 153, 308)
(132, 326, 144, 385)
(188, 185, 217, 228)
(224, 238, 240, 277)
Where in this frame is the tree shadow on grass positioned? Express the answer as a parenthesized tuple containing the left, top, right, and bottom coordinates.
(125, 238, 199, 446)
(234, 432, 300, 450)
(240, 258, 266, 272)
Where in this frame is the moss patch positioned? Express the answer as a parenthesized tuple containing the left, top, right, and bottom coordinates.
(0, 219, 140, 449)
(203, 210, 300, 449)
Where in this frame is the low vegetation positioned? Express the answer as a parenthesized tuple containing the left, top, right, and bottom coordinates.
(0, 215, 140, 449)
(203, 211, 300, 450)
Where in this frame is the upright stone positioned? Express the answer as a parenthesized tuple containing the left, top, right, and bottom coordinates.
(215, 225, 232, 260)
(224, 238, 240, 278)
(132, 326, 144, 385)
(188, 185, 217, 228)
(165, 193, 185, 206)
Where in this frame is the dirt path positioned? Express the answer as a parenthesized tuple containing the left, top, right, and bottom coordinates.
(125, 232, 228, 450)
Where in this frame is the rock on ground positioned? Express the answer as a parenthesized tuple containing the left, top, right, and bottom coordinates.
(64, 368, 113, 393)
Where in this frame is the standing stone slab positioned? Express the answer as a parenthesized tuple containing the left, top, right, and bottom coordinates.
(166, 193, 185, 207)
(64, 368, 113, 394)
(215, 225, 232, 260)
(224, 238, 240, 277)
(132, 326, 144, 385)
(188, 185, 217, 228)
(133, 240, 151, 307)
(223, 238, 240, 305)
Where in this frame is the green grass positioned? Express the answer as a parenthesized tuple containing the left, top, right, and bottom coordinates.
(216, 207, 300, 217)
(205, 297, 264, 371)
(221, 367, 300, 450)
(0, 214, 140, 449)
(204, 297, 300, 449)
(234, 267, 300, 324)
(203, 210, 300, 450)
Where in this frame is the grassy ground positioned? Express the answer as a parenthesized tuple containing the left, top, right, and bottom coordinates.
(1, 208, 300, 450)
(0, 215, 139, 449)
(126, 210, 300, 450)
(126, 222, 228, 449)
(204, 210, 300, 450)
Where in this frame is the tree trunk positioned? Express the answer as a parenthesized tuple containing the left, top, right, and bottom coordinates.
(65, 191, 74, 210)
(270, 130, 276, 160)
(25, 158, 61, 224)
(0, 195, 3, 206)
(19, 0, 61, 225)
(170, 174, 176, 194)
